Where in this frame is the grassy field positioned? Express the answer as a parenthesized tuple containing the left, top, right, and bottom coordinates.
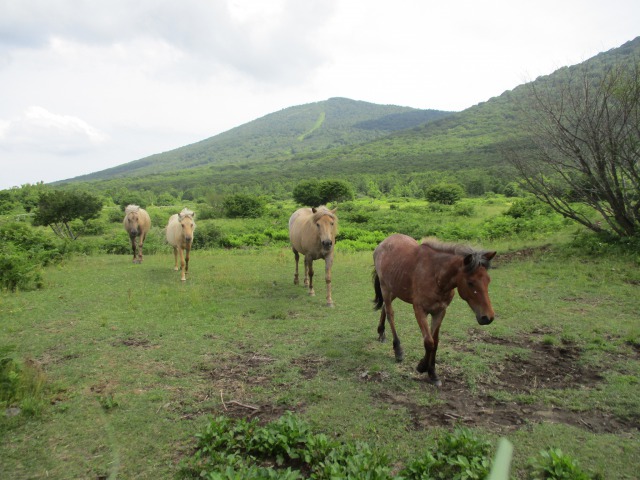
(1, 238, 639, 478)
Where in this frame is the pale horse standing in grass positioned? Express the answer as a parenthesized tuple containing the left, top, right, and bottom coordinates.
(123, 205, 151, 264)
(166, 208, 196, 281)
(288, 206, 338, 307)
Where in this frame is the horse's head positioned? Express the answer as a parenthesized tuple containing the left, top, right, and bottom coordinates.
(178, 210, 196, 244)
(312, 207, 337, 253)
(456, 250, 496, 325)
(125, 211, 140, 237)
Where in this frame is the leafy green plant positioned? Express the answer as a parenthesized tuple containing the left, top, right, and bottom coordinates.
(400, 427, 492, 480)
(0, 352, 47, 416)
(527, 448, 599, 480)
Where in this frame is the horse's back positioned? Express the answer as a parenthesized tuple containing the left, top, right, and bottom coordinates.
(165, 214, 180, 246)
(374, 234, 421, 299)
(288, 208, 313, 252)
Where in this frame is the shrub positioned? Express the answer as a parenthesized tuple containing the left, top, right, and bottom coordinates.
(223, 194, 266, 218)
(191, 223, 226, 249)
(425, 183, 465, 205)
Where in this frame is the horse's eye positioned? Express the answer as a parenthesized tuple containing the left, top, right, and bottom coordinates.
(467, 282, 474, 289)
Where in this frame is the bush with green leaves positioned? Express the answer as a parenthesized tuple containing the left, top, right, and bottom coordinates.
(32, 189, 103, 240)
(425, 183, 465, 205)
(223, 194, 266, 218)
(292, 179, 354, 206)
(0, 222, 62, 291)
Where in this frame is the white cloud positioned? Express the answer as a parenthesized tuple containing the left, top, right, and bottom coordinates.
(0, 106, 108, 154)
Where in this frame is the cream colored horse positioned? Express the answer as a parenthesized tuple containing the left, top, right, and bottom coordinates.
(288, 206, 338, 306)
(166, 208, 196, 281)
(123, 205, 151, 264)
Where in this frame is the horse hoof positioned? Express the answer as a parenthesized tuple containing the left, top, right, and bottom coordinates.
(326, 302, 335, 308)
(378, 335, 386, 343)
(395, 353, 404, 362)
(428, 378, 442, 388)
(416, 359, 428, 373)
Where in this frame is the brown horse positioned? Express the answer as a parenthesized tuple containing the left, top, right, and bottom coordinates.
(166, 208, 196, 281)
(288, 206, 338, 306)
(123, 205, 151, 264)
(373, 233, 496, 386)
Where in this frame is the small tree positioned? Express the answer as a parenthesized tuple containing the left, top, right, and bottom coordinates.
(222, 194, 265, 218)
(292, 180, 323, 206)
(292, 179, 354, 206)
(425, 183, 464, 205)
(507, 60, 640, 237)
(33, 190, 103, 240)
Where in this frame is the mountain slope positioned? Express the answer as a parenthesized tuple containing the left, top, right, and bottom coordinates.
(64, 37, 640, 194)
(70, 97, 452, 182)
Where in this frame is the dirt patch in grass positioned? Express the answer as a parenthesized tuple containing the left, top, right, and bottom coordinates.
(375, 330, 639, 435)
(189, 350, 307, 424)
(494, 245, 552, 265)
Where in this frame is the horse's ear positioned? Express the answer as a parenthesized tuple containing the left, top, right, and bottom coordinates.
(330, 208, 337, 214)
(484, 251, 497, 261)
(178, 213, 184, 221)
(463, 254, 473, 266)
(311, 207, 317, 213)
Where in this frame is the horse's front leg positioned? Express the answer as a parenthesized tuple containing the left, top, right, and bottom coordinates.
(179, 247, 187, 281)
(130, 235, 139, 264)
(324, 254, 334, 307)
(184, 245, 191, 279)
(292, 248, 300, 285)
(305, 256, 315, 296)
(138, 232, 146, 263)
(173, 246, 180, 271)
(414, 305, 441, 387)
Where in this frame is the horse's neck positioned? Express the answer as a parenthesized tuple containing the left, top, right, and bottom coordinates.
(427, 251, 462, 291)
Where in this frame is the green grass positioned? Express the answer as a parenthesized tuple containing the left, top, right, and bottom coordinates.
(1, 238, 639, 478)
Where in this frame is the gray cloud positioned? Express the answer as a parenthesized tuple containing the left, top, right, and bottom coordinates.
(0, 0, 335, 83)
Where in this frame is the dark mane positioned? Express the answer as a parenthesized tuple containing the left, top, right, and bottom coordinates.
(421, 237, 493, 271)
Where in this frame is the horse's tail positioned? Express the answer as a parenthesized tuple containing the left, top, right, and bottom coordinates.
(372, 268, 384, 310)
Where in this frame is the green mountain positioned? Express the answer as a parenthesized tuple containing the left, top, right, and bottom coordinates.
(69, 98, 452, 182)
(61, 37, 640, 196)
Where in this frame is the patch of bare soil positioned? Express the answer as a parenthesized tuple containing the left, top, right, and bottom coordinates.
(493, 245, 552, 266)
(190, 350, 311, 424)
(374, 330, 639, 434)
(113, 336, 157, 348)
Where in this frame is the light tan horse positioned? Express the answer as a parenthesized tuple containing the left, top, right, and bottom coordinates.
(166, 208, 196, 281)
(288, 206, 338, 306)
(123, 205, 151, 264)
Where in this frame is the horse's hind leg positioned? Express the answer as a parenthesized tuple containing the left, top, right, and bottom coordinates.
(377, 307, 387, 342)
(384, 299, 403, 362)
(292, 248, 300, 285)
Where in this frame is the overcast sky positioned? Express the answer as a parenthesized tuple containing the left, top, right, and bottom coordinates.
(0, 0, 638, 190)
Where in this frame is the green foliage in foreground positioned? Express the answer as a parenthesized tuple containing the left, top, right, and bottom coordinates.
(181, 414, 598, 480)
(180, 413, 490, 480)
(0, 222, 63, 291)
(0, 347, 48, 416)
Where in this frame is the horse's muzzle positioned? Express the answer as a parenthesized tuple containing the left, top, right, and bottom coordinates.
(477, 315, 494, 325)
(321, 240, 333, 250)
